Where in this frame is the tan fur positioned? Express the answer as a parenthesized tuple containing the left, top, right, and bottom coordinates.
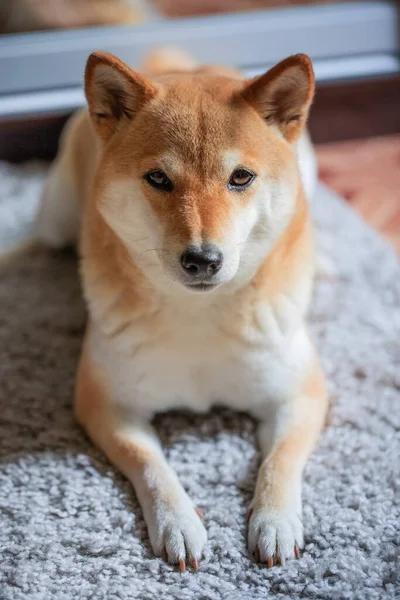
(75, 336, 187, 513)
(253, 359, 327, 510)
(253, 189, 313, 298)
(76, 338, 155, 472)
(37, 47, 328, 569)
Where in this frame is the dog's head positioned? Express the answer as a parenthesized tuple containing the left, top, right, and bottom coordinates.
(85, 51, 314, 294)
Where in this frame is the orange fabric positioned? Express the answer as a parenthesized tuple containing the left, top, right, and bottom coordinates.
(317, 135, 400, 254)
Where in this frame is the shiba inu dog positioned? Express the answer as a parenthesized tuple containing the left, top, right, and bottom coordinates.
(32, 48, 328, 571)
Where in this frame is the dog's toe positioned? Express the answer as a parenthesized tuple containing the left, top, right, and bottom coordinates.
(248, 506, 303, 567)
(149, 500, 207, 571)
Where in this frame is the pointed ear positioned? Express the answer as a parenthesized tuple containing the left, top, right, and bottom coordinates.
(84, 51, 158, 143)
(242, 54, 314, 143)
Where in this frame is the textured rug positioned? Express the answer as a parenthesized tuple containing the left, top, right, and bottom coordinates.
(0, 161, 399, 600)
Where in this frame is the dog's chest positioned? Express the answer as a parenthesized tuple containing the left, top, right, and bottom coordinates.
(92, 296, 305, 418)
(128, 321, 265, 414)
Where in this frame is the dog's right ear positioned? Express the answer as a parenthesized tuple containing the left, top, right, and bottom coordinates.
(242, 54, 314, 143)
(84, 51, 158, 143)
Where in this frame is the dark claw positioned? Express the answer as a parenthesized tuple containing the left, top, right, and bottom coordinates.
(195, 507, 203, 519)
(294, 544, 301, 560)
(179, 559, 186, 573)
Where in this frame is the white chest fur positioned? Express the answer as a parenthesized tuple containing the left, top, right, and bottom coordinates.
(88, 288, 313, 421)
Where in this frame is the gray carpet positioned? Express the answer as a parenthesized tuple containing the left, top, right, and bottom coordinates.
(0, 161, 399, 600)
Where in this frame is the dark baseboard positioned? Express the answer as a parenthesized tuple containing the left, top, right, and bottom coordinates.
(0, 114, 68, 163)
(310, 74, 400, 144)
(1, 74, 399, 162)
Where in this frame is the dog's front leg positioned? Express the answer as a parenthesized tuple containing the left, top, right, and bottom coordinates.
(75, 346, 206, 570)
(248, 359, 328, 566)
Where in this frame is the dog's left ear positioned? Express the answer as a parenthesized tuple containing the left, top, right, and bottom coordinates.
(242, 54, 314, 143)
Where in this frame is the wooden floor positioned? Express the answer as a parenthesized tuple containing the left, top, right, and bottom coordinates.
(317, 135, 400, 255)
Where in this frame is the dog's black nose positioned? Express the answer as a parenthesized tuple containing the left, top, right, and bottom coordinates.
(181, 244, 223, 277)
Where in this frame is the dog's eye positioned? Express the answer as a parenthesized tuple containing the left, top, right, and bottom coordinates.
(144, 170, 173, 192)
(228, 168, 255, 190)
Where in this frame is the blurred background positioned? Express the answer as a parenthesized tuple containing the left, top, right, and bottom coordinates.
(0, 0, 399, 251)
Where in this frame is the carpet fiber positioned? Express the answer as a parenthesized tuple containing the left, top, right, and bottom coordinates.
(0, 162, 399, 600)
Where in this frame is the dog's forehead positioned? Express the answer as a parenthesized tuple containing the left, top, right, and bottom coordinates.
(144, 78, 249, 174)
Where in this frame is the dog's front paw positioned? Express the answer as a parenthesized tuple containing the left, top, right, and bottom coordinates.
(146, 496, 207, 571)
(248, 506, 303, 567)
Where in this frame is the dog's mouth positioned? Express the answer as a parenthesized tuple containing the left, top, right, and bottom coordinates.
(184, 282, 219, 293)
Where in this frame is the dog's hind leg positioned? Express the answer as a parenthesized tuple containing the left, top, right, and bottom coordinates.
(35, 109, 93, 249)
(35, 152, 80, 249)
(0, 109, 92, 269)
